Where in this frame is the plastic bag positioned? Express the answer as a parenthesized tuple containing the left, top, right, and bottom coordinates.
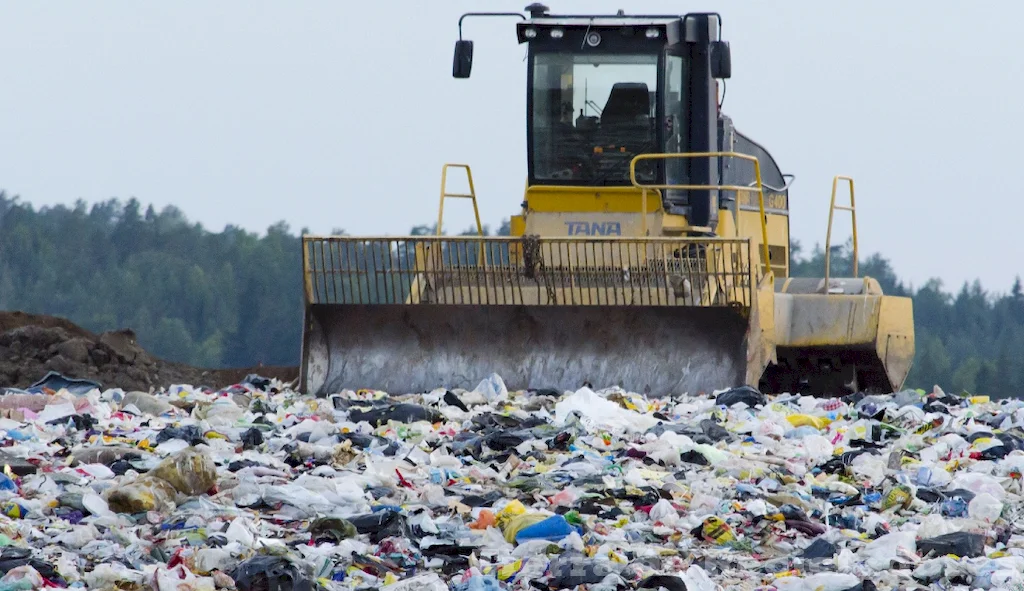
(649, 499, 680, 526)
(106, 474, 177, 514)
(150, 446, 217, 496)
(121, 391, 174, 415)
(918, 532, 986, 558)
(232, 556, 317, 591)
(858, 531, 916, 571)
(84, 563, 146, 589)
(309, 516, 358, 542)
(154, 565, 215, 591)
(715, 386, 765, 408)
(514, 514, 582, 544)
(384, 572, 448, 591)
(471, 373, 508, 404)
(949, 472, 1006, 501)
(554, 387, 659, 432)
(968, 491, 1004, 522)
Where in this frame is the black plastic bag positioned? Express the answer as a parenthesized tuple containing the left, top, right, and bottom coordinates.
(156, 425, 205, 446)
(680, 450, 710, 466)
(801, 537, 838, 559)
(699, 419, 732, 443)
(232, 555, 318, 591)
(348, 404, 442, 426)
(0, 547, 63, 583)
(241, 427, 264, 450)
(347, 510, 409, 543)
(918, 532, 986, 558)
(715, 386, 766, 408)
(639, 575, 687, 591)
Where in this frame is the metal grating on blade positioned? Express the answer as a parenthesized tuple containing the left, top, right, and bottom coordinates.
(302, 236, 757, 308)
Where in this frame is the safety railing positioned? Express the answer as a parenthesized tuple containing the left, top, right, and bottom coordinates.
(628, 151, 772, 276)
(437, 164, 484, 237)
(301, 235, 757, 309)
(824, 175, 858, 285)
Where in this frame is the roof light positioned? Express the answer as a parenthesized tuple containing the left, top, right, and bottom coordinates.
(645, 28, 661, 39)
(524, 27, 538, 39)
(550, 28, 564, 39)
(585, 31, 601, 47)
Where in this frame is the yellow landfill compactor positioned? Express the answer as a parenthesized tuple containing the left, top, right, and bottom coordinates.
(300, 5, 915, 397)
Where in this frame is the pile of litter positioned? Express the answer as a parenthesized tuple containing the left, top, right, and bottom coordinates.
(0, 369, 1020, 591)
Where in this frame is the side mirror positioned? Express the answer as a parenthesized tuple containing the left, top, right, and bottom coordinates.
(710, 41, 731, 79)
(453, 40, 474, 78)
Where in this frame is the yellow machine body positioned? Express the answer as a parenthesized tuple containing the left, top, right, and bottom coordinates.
(300, 158, 914, 397)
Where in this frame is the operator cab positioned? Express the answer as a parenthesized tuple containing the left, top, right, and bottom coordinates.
(452, 4, 795, 239)
(518, 11, 692, 188)
(454, 4, 732, 228)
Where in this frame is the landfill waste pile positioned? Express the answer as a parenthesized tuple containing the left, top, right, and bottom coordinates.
(0, 311, 296, 392)
(0, 365, 1022, 591)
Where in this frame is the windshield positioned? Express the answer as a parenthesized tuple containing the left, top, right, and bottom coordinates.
(531, 52, 659, 185)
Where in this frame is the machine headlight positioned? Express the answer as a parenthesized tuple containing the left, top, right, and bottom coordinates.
(585, 31, 601, 46)
(524, 28, 538, 39)
(550, 28, 564, 39)
(645, 28, 660, 38)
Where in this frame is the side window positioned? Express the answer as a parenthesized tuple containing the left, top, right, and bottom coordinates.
(663, 55, 687, 193)
(664, 55, 684, 153)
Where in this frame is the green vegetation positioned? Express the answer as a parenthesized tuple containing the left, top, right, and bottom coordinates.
(1, 192, 1022, 395)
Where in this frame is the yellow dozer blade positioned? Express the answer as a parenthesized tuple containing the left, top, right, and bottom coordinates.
(299, 235, 777, 397)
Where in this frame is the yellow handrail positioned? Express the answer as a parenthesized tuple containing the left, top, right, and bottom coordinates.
(824, 175, 858, 285)
(437, 163, 484, 237)
(628, 151, 771, 274)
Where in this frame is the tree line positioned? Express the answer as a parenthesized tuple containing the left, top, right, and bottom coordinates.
(1, 192, 1022, 395)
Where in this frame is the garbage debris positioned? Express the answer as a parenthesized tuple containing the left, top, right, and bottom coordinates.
(1, 365, 1024, 590)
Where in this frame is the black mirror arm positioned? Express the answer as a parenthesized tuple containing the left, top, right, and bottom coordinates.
(457, 12, 527, 40)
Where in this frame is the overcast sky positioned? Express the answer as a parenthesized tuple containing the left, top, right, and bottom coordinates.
(1, 1, 1021, 292)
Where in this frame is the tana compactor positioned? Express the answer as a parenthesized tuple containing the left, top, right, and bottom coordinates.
(299, 5, 915, 398)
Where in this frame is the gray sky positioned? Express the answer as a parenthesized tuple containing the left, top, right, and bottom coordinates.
(1, 1, 1021, 292)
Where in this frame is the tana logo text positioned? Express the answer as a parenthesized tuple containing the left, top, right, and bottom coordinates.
(564, 221, 622, 236)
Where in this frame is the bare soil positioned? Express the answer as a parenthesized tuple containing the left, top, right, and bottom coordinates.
(0, 310, 298, 391)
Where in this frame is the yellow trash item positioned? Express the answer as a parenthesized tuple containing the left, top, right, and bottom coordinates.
(497, 500, 527, 527)
(786, 414, 831, 430)
(882, 485, 913, 511)
(701, 516, 736, 544)
(497, 560, 523, 581)
(503, 513, 548, 544)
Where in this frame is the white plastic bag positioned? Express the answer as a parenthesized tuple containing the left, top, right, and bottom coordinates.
(154, 566, 215, 591)
(471, 374, 508, 404)
(950, 472, 1006, 501)
(969, 491, 1004, 522)
(858, 531, 916, 571)
(649, 499, 680, 526)
(381, 572, 448, 591)
(678, 565, 716, 591)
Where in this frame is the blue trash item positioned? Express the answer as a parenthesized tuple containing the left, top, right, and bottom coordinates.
(941, 497, 969, 518)
(453, 575, 502, 591)
(0, 475, 16, 493)
(514, 514, 583, 543)
(27, 372, 101, 396)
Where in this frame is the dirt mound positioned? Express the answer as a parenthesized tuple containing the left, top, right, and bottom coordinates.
(0, 311, 298, 392)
